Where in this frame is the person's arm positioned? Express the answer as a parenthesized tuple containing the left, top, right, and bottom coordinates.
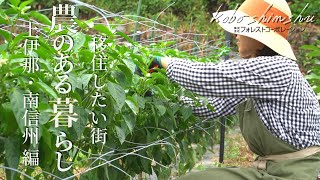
(180, 96, 246, 119)
(160, 57, 170, 69)
(163, 56, 293, 99)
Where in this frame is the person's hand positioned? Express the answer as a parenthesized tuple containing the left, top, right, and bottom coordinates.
(148, 56, 162, 73)
(135, 56, 162, 74)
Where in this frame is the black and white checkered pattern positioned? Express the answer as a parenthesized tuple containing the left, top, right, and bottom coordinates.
(167, 55, 320, 149)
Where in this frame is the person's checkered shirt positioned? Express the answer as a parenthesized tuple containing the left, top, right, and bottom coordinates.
(166, 55, 320, 150)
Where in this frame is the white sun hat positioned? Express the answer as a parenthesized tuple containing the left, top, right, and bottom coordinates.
(211, 0, 297, 60)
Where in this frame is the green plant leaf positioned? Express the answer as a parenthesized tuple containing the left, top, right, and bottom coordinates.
(39, 58, 53, 73)
(166, 144, 176, 161)
(123, 58, 136, 73)
(118, 64, 132, 82)
(39, 128, 56, 169)
(151, 105, 159, 127)
(139, 149, 152, 174)
(38, 36, 55, 53)
(125, 96, 139, 115)
(5, 136, 20, 180)
(19, 0, 33, 10)
(123, 114, 135, 134)
(39, 108, 51, 125)
(68, 73, 78, 92)
(156, 104, 166, 116)
(0, 103, 18, 135)
(179, 106, 192, 120)
(133, 94, 145, 109)
(74, 19, 88, 29)
(0, 43, 8, 52)
(150, 72, 166, 80)
(79, 49, 94, 63)
(0, 0, 4, 5)
(34, 47, 49, 60)
(79, 74, 93, 89)
(5, 7, 19, 14)
(9, 88, 25, 133)
(152, 85, 169, 101)
(80, 170, 98, 180)
(9, 0, 20, 6)
(116, 31, 136, 45)
(115, 125, 125, 144)
(206, 103, 215, 112)
(35, 82, 58, 99)
(107, 81, 125, 110)
(29, 11, 51, 25)
(72, 106, 89, 139)
(309, 51, 320, 57)
(72, 32, 86, 52)
(70, 73, 93, 90)
(305, 73, 320, 80)
(0, 29, 11, 42)
(9, 32, 28, 50)
(41, 126, 52, 149)
(0, 15, 8, 25)
(301, 45, 319, 51)
(93, 24, 115, 38)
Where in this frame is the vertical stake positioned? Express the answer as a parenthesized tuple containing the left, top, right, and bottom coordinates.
(219, 118, 226, 164)
(219, 31, 232, 164)
(193, 33, 197, 55)
(174, 20, 178, 49)
(133, 0, 143, 41)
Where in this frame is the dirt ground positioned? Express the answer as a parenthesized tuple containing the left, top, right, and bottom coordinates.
(194, 128, 255, 170)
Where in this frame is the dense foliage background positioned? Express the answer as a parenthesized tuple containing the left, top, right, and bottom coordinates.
(0, 0, 319, 179)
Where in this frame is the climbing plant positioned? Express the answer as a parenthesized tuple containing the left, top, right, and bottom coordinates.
(0, 0, 233, 179)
